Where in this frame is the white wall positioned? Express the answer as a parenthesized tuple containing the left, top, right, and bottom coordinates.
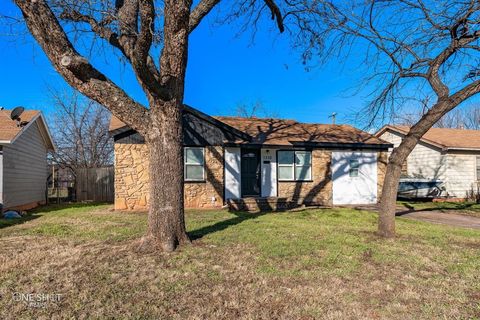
(380, 131, 403, 149)
(445, 153, 478, 197)
(332, 151, 378, 205)
(260, 148, 277, 197)
(379, 131, 446, 181)
(224, 147, 241, 199)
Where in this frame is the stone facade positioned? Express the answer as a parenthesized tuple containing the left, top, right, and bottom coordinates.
(114, 144, 150, 210)
(114, 144, 388, 210)
(114, 144, 224, 210)
(184, 146, 224, 208)
(277, 150, 333, 206)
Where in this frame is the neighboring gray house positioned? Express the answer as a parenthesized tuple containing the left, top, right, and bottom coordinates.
(0, 110, 55, 210)
(376, 125, 480, 199)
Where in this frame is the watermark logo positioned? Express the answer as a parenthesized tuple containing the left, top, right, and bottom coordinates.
(12, 292, 63, 308)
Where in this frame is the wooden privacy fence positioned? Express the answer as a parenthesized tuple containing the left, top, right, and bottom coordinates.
(76, 167, 114, 203)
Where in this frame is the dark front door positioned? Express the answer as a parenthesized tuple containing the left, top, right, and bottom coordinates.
(241, 149, 261, 197)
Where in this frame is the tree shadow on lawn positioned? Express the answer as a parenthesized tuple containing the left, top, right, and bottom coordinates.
(0, 203, 108, 230)
(188, 211, 267, 240)
(0, 213, 41, 230)
(395, 201, 477, 216)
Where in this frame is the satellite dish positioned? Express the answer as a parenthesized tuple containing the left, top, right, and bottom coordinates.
(10, 106, 24, 121)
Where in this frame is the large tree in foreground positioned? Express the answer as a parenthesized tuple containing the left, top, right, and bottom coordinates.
(292, 0, 480, 237)
(12, 0, 285, 252)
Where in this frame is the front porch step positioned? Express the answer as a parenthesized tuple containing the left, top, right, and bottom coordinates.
(227, 197, 303, 212)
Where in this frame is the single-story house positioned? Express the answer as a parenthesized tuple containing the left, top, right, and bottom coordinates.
(0, 110, 55, 210)
(376, 125, 480, 198)
(110, 106, 392, 211)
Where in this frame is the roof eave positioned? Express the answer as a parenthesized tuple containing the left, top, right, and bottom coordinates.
(37, 112, 56, 151)
(444, 147, 480, 152)
(109, 105, 253, 143)
(109, 126, 133, 138)
(7, 113, 55, 151)
(376, 125, 447, 150)
(224, 141, 393, 150)
(290, 141, 393, 149)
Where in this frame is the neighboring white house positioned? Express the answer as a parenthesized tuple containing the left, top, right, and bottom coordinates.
(0, 110, 55, 210)
(376, 125, 480, 198)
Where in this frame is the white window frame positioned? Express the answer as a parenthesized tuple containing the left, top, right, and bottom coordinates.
(278, 151, 295, 181)
(349, 159, 360, 178)
(294, 151, 312, 181)
(278, 150, 312, 181)
(184, 147, 205, 182)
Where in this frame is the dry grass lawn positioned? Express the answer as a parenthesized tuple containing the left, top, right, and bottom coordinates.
(1, 204, 479, 319)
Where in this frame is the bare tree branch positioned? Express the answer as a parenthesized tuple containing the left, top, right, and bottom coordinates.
(189, 0, 221, 33)
(59, 0, 169, 101)
(135, 0, 155, 62)
(49, 88, 113, 170)
(59, 10, 122, 51)
(396, 104, 480, 130)
(15, 0, 150, 135)
(263, 0, 285, 33)
(116, 0, 139, 50)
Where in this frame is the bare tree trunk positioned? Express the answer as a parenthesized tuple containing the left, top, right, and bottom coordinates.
(139, 101, 190, 252)
(378, 149, 406, 237)
(136, 0, 192, 252)
(378, 100, 458, 237)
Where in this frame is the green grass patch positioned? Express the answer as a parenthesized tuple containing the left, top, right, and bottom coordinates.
(1, 203, 479, 319)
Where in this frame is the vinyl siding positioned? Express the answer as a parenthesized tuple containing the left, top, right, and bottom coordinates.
(445, 153, 478, 197)
(3, 121, 48, 208)
(379, 131, 446, 181)
(379, 130, 480, 198)
(380, 131, 403, 149)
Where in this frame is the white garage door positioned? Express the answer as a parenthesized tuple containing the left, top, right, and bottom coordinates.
(332, 151, 378, 205)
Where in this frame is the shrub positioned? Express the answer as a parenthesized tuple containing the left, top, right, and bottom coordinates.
(465, 184, 480, 203)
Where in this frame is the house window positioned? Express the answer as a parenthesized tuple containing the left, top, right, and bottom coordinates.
(349, 159, 360, 177)
(278, 150, 312, 181)
(184, 147, 205, 181)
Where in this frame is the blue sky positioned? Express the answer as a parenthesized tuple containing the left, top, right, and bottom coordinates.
(0, 2, 401, 127)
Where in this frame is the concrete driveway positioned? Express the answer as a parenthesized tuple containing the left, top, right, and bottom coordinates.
(352, 204, 480, 229)
(396, 209, 480, 229)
